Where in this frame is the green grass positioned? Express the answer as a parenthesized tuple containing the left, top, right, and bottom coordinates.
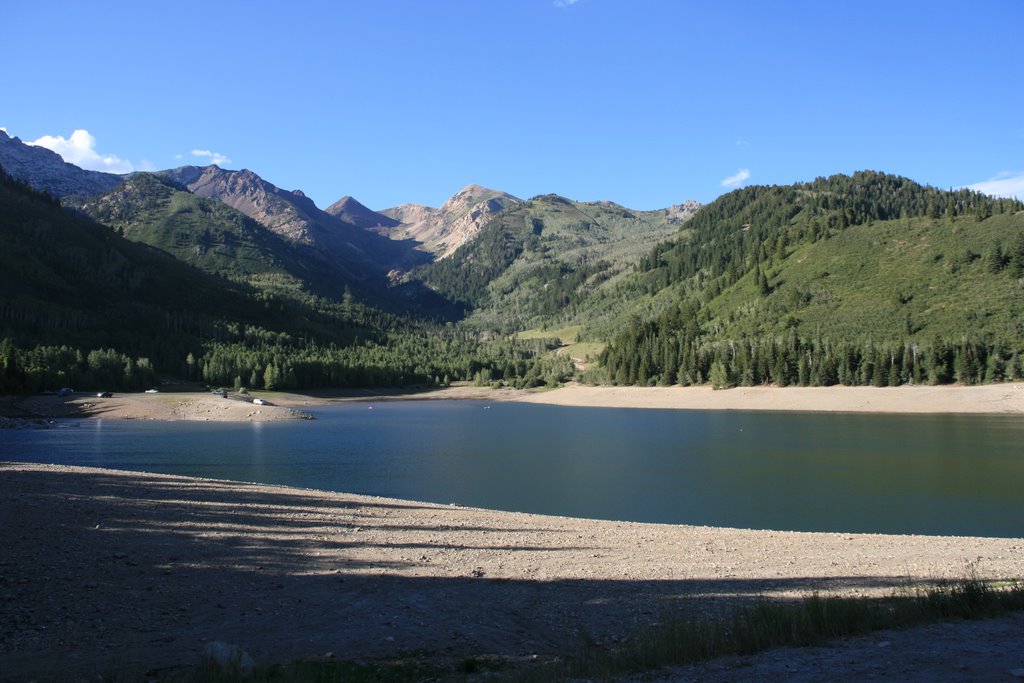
(521, 576, 1024, 681)
(563, 340, 606, 362)
(517, 324, 582, 344)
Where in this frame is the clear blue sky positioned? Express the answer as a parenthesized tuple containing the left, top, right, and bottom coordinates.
(3, 1, 1022, 209)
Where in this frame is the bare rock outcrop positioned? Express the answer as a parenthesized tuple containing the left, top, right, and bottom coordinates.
(379, 184, 521, 259)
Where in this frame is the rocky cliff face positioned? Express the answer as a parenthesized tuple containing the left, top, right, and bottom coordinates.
(379, 184, 521, 259)
(0, 129, 124, 198)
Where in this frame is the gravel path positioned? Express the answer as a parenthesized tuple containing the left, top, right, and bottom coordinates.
(0, 462, 1021, 680)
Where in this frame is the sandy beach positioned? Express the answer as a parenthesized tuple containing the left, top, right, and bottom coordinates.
(516, 382, 1024, 414)
(0, 462, 1021, 679)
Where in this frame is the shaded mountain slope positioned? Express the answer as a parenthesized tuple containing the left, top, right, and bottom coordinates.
(0, 168, 331, 366)
(324, 196, 399, 231)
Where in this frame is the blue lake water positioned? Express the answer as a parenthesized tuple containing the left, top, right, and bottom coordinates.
(2, 401, 1022, 537)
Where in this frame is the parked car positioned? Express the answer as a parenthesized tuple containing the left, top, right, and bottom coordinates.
(252, 398, 266, 405)
(58, 387, 74, 397)
(97, 392, 113, 398)
(212, 389, 228, 398)
(145, 388, 159, 394)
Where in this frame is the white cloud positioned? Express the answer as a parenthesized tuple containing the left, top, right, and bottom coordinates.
(27, 129, 134, 173)
(720, 168, 751, 188)
(0, 126, 7, 134)
(191, 149, 231, 166)
(173, 153, 184, 161)
(735, 138, 749, 147)
(967, 171, 1024, 200)
(554, 0, 581, 6)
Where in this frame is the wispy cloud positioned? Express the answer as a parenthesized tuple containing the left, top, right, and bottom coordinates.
(191, 148, 231, 166)
(27, 129, 133, 173)
(735, 138, 749, 147)
(967, 171, 1024, 200)
(720, 168, 751, 188)
(554, 0, 582, 7)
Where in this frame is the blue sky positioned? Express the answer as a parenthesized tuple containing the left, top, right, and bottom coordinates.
(2, 1, 1022, 209)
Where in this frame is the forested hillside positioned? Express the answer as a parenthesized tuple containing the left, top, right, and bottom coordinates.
(0, 167, 573, 393)
(597, 172, 1024, 387)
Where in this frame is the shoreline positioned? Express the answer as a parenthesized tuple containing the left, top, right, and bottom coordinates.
(1, 461, 1021, 678)
(3, 382, 1023, 424)
(514, 382, 1024, 414)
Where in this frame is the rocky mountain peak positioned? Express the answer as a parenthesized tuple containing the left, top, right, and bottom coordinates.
(325, 195, 399, 230)
(378, 185, 521, 259)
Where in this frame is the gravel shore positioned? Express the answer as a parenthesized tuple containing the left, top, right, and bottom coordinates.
(4, 383, 1023, 426)
(1, 462, 1020, 679)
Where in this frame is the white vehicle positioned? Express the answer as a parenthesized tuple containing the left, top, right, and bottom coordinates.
(252, 398, 266, 405)
(145, 388, 159, 394)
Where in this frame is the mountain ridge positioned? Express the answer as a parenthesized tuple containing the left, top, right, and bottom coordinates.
(158, 164, 429, 277)
(0, 129, 124, 198)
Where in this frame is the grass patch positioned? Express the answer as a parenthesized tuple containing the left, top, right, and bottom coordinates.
(518, 577, 1024, 681)
(100, 577, 1022, 682)
(516, 325, 582, 345)
(563, 340, 606, 362)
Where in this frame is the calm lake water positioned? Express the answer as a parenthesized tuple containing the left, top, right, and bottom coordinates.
(2, 401, 1022, 537)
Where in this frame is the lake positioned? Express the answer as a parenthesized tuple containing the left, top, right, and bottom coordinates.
(2, 401, 1022, 537)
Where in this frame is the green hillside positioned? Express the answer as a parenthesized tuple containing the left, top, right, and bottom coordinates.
(412, 194, 693, 332)
(66, 173, 351, 300)
(0, 168, 570, 393)
(596, 172, 1024, 387)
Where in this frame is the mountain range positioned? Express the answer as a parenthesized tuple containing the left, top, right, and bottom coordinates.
(2, 127, 1023, 393)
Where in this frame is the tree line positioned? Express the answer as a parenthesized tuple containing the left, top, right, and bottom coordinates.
(600, 320, 1021, 389)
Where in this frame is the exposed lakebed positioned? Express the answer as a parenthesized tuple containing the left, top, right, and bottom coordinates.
(2, 401, 1021, 537)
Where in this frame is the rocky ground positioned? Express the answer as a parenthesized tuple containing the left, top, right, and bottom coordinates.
(0, 462, 1021, 681)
